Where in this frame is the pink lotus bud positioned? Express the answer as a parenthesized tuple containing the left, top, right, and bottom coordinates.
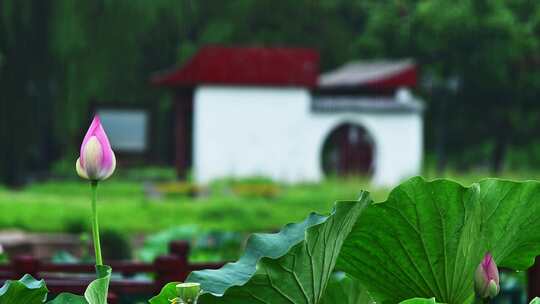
(475, 253, 500, 299)
(76, 116, 116, 181)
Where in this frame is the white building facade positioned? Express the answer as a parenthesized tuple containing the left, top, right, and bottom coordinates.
(193, 86, 422, 187)
(152, 46, 423, 187)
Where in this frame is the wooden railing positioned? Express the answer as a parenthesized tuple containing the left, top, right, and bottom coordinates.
(0, 240, 224, 303)
(1, 241, 540, 302)
(529, 258, 540, 301)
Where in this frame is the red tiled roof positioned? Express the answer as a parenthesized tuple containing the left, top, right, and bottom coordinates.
(151, 46, 320, 88)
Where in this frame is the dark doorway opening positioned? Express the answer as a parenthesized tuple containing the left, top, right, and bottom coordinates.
(321, 123, 374, 177)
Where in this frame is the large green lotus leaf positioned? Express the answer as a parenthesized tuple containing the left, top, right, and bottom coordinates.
(320, 273, 374, 304)
(0, 274, 48, 303)
(48, 265, 111, 304)
(48, 293, 86, 304)
(337, 177, 540, 304)
(180, 197, 369, 304)
(84, 265, 111, 304)
(148, 282, 181, 304)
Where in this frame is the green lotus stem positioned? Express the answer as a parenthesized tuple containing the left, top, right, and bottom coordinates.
(176, 282, 201, 304)
(91, 180, 103, 266)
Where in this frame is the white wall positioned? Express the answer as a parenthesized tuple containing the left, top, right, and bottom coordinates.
(193, 86, 422, 187)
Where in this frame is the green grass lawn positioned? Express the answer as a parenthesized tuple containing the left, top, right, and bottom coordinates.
(0, 177, 388, 234)
(2, 169, 539, 234)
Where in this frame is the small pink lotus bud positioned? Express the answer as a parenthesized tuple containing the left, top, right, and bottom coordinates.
(76, 116, 116, 181)
(475, 253, 500, 299)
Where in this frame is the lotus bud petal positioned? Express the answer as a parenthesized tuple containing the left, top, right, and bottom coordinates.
(76, 116, 116, 181)
(475, 253, 500, 299)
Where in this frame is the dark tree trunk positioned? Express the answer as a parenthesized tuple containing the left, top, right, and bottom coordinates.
(0, 0, 54, 187)
(173, 90, 194, 179)
(491, 111, 511, 174)
(491, 133, 508, 174)
(436, 93, 448, 173)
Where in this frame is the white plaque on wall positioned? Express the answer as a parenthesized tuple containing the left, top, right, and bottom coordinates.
(96, 109, 148, 152)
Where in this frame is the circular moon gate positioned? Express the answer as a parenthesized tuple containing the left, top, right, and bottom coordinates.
(321, 123, 374, 177)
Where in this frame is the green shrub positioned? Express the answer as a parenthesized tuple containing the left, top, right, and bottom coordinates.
(101, 230, 132, 261)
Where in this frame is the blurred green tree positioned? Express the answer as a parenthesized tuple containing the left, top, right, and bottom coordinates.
(0, 0, 184, 185)
(353, 0, 540, 172)
(1, 0, 539, 185)
(0, 0, 370, 185)
(0, 0, 55, 186)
